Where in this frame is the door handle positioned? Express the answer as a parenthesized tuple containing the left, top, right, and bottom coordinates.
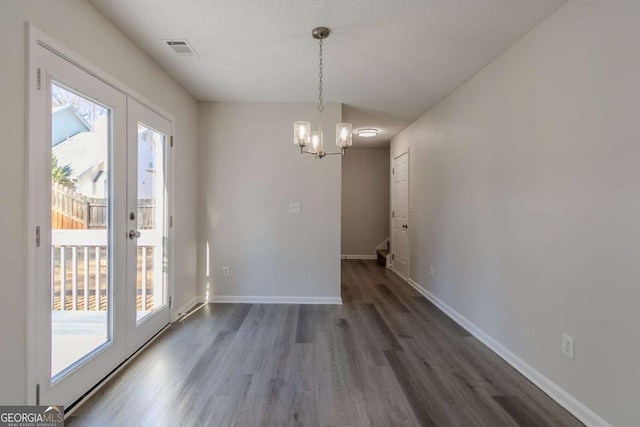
(129, 230, 141, 239)
(402, 224, 408, 229)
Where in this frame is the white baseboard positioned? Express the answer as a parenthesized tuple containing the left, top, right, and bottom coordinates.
(405, 277, 611, 427)
(341, 254, 377, 260)
(209, 295, 343, 305)
(171, 296, 200, 322)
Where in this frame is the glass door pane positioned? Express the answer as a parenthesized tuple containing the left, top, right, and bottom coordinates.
(135, 124, 166, 323)
(50, 83, 111, 379)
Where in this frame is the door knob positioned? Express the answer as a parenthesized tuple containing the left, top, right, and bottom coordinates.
(129, 230, 141, 239)
(402, 224, 408, 229)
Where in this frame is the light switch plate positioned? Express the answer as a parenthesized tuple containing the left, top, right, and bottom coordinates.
(561, 333, 575, 359)
(290, 202, 301, 214)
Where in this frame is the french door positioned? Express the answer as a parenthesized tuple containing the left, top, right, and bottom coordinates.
(32, 43, 171, 407)
(125, 99, 171, 356)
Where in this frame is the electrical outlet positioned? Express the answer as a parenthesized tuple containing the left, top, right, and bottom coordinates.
(222, 266, 231, 277)
(561, 333, 575, 359)
(289, 202, 301, 214)
(430, 265, 434, 277)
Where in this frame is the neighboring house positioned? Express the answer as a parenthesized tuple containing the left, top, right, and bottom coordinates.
(51, 105, 91, 146)
(136, 126, 161, 200)
(52, 106, 108, 198)
(51, 105, 161, 199)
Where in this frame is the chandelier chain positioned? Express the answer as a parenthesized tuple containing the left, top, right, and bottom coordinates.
(318, 37, 324, 113)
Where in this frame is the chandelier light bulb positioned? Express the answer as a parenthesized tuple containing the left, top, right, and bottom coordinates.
(294, 121, 310, 146)
(336, 123, 352, 148)
(310, 131, 322, 154)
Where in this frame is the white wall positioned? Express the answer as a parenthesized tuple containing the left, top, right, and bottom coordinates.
(198, 102, 342, 302)
(341, 148, 390, 256)
(391, 0, 640, 425)
(0, 0, 199, 404)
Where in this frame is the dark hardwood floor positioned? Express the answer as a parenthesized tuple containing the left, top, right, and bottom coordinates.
(68, 260, 582, 426)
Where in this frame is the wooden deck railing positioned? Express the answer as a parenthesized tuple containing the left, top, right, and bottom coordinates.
(52, 230, 160, 312)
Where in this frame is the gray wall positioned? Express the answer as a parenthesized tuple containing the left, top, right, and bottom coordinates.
(0, 0, 199, 404)
(390, 0, 640, 425)
(341, 148, 390, 256)
(198, 102, 342, 301)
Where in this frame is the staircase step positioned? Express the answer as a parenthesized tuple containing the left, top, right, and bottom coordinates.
(376, 249, 389, 267)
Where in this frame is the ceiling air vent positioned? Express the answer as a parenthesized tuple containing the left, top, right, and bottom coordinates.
(164, 40, 198, 57)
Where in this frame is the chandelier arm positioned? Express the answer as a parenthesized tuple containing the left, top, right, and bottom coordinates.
(321, 149, 346, 156)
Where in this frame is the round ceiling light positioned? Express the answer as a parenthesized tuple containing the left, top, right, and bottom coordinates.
(357, 128, 379, 138)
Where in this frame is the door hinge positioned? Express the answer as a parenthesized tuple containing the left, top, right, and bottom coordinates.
(392, 210, 395, 218)
(170, 135, 174, 147)
(169, 216, 173, 227)
(37, 68, 41, 90)
(392, 168, 395, 175)
(169, 297, 173, 308)
(36, 226, 41, 247)
(392, 254, 395, 260)
(36, 384, 40, 405)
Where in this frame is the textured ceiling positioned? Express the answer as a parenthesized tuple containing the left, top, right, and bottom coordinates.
(88, 0, 566, 148)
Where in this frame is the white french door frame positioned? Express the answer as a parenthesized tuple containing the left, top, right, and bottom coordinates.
(26, 24, 176, 407)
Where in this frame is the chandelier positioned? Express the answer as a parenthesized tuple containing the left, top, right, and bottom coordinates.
(294, 27, 352, 159)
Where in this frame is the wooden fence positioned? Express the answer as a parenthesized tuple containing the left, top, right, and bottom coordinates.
(52, 184, 89, 229)
(52, 183, 156, 230)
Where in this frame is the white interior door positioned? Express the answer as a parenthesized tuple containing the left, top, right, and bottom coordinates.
(125, 99, 172, 356)
(392, 151, 409, 278)
(33, 44, 128, 407)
